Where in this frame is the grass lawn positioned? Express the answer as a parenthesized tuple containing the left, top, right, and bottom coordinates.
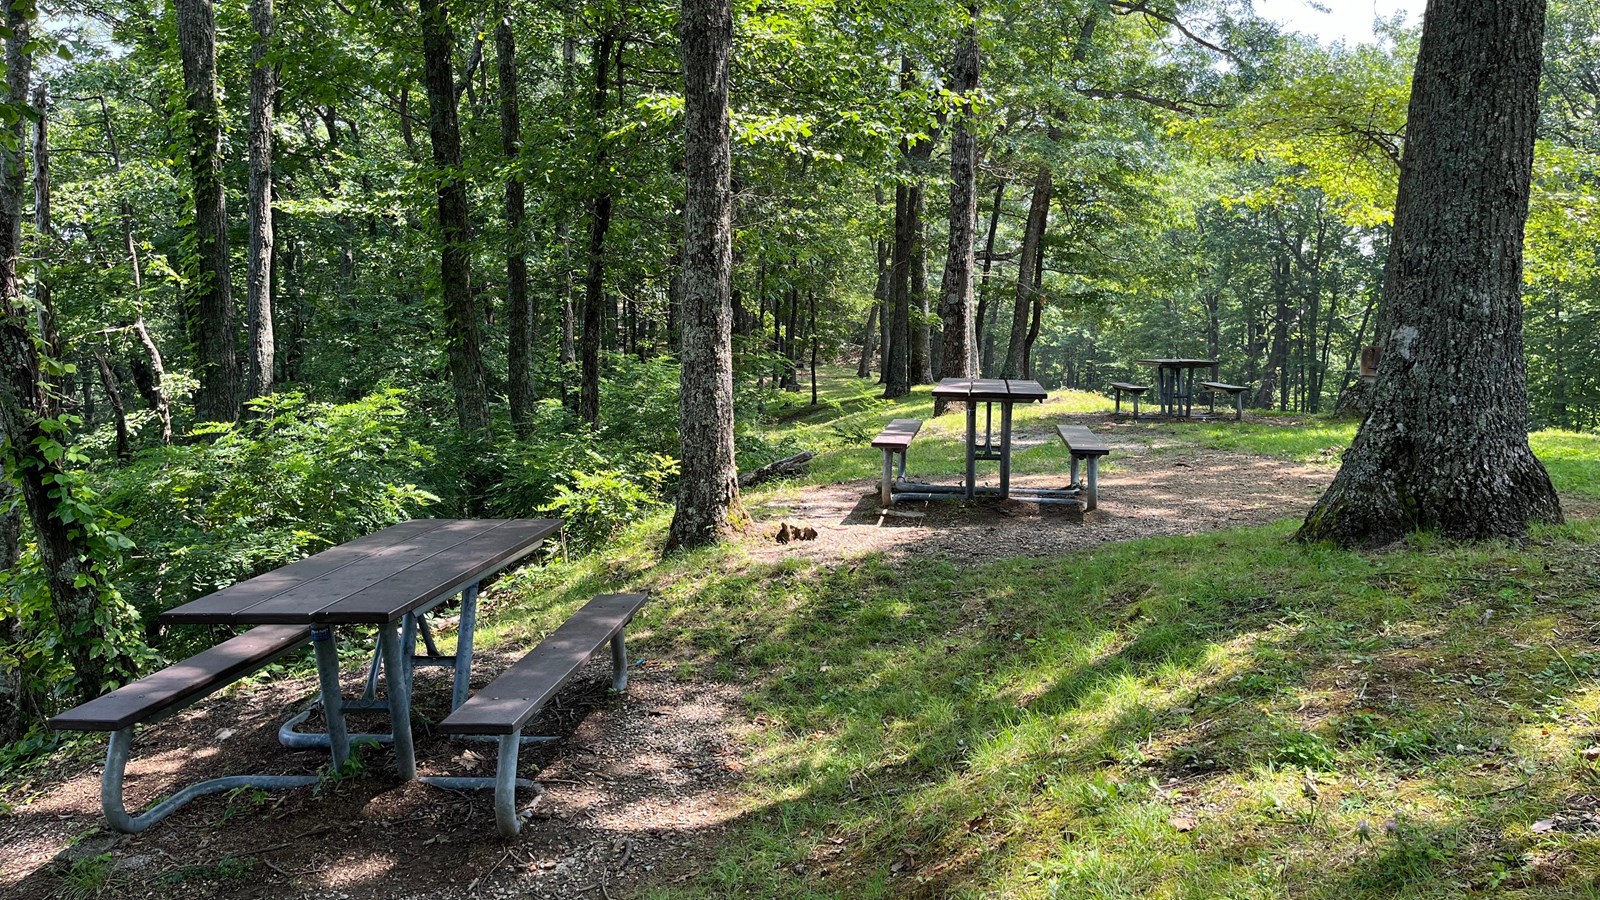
(477, 371, 1600, 899)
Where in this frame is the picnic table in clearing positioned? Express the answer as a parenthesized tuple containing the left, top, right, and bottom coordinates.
(1137, 358, 1219, 418)
(929, 377, 1048, 501)
(48, 517, 649, 836)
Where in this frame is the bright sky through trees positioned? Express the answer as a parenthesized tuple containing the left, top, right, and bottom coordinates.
(1253, 0, 1422, 44)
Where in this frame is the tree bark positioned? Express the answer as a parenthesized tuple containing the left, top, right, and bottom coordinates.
(244, 0, 276, 401)
(1001, 165, 1050, 378)
(94, 344, 130, 461)
(666, 0, 745, 551)
(579, 30, 617, 427)
(0, 4, 130, 700)
(936, 6, 980, 413)
(977, 177, 1004, 376)
(498, 8, 537, 432)
(420, 0, 491, 434)
(29, 83, 63, 416)
(1298, 0, 1560, 547)
(883, 178, 912, 398)
(175, 0, 239, 423)
(909, 184, 933, 385)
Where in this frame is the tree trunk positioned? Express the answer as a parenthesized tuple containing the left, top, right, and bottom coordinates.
(808, 291, 818, 405)
(977, 177, 1004, 376)
(175, 0, 239, 423)
(242, 0, 276, 403)
(1001, 165, 1050, 378)
(1298, 0, 1560, 547)
(856, 297, 879, 378)
(498, 8, 537, 433)
(667, 0, 745, 551)
(420, 0, 491, 434)
(29, 83, 63, 416)
(94, 344, 130, 461)
(0, 6, 130, 700)
(936, 6, 980, 413)
(909, 184, 933, 385)
(579, 30, 616, 427)
(883, 178, 912, 399)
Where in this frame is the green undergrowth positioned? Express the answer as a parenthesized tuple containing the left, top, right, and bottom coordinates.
(494, 515, 1600, 899)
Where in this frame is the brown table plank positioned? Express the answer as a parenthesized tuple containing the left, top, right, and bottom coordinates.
(931, 377, 974, 399)
(439, 593, 647, 736)
(162, 519, 556, 626)
(159, 519, 453, 624)
(314, 519, 562, 624)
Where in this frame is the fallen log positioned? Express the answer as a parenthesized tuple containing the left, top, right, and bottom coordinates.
(739, 451, 815, 488)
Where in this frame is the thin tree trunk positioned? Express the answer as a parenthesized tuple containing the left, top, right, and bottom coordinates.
(1001, 165, 1050, 378)
(244, 0, 276, 402)
(936, 5, 980, 413)
(175, 0, 239, 423)
(579, 29, 616, 426)
(808, 291, 818, 405)
(667, 0, 744, 550)
(977, 177, 1004, 376)
(856, 300, 879, 379)
(909, 184, 933, 384)
(420, 0, 491, 434)
(94, 344, 130, 460)
(1022, 243, 1045, 377)
(883, 178, 912, 398)
(1299, 0, 1560, 546)
(29, 83, 62, 416)
(499, 7, 537, 432)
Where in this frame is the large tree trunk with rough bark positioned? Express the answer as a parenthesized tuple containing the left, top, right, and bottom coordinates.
(0, 7, 130, 701)
(666, 0, 745, 551)
(936, 6, 979, 413)
(498, 8, 537, 432)
(420, 0, 491, 434)
(1001, 165, 1050, 378)
(175, 0, 239, 423)
(244, 0, 276, 401)
(1297, 0, 1560, 547)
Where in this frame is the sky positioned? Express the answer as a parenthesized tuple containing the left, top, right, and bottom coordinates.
(1250, 0, 1424, 45)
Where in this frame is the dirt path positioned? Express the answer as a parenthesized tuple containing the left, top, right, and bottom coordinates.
(744, 412, 1338, 564)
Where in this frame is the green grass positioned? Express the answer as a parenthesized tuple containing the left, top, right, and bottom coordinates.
(460, 371, 1600, 898)
(501, 516, 1600, 899)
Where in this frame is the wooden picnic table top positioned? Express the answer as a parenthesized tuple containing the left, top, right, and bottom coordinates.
(161, 518, 562, 627)
(931, 377, 1049, 403)
(1136, 358, 1217, 368)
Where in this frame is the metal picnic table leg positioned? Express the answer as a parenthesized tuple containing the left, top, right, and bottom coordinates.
(999, 401, 1014, 499)
(310, 625, 352, 769)
(379, 620, 417, 780)
(964, 400, 978, 500)
(452, 582, 480, 710)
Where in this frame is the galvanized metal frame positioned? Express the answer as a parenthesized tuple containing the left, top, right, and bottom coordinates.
(419, 630, 631, 838)
(93, 637, 319, 834)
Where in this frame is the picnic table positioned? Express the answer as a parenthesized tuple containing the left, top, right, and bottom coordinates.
(1137, 359, 1218, 418)
(160, 518, 562, 781)
(927, 377, 1049, 500)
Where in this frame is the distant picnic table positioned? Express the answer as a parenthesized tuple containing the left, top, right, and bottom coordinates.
(1137, 359, 1218, 418)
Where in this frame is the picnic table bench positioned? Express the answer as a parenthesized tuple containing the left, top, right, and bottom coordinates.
(872, 418, 922, 506)
(1056, 425, 1110, 511)
(432, 592, 647, 837)
(49, 625, 319, 833)
(1201, 381, 1250, 421)
(1109, 382, 1148, 420)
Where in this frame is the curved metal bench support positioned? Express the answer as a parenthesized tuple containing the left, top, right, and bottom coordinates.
(419, 734, 545, 839)
(101, 728, 319, 834)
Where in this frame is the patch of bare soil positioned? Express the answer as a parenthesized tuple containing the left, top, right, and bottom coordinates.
(0, 650, 747, 900)
(744, 412, 1337, 565)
